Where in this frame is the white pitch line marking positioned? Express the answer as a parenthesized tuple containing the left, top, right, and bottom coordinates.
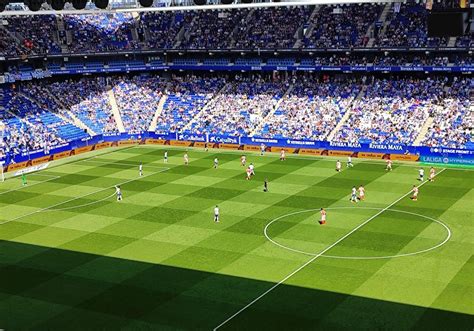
(0, 167, 169, 225)
(75, 159, 169, 170)
(213, 168, 446, 330)
(42, 192, 117, 212)
(264, 207, 451, 260)
(0, 176, 61, 196)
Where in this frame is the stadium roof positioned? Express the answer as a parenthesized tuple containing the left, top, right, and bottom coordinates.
(0, 0, 399, 16)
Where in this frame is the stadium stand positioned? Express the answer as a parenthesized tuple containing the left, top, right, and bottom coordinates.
(186, 76, 287, 136)
(63, 14, 138, 53)
(46, 77, 119, 134)
(374, 3, 449, 48)
(0, 5, 472, 57)
(4, 15, 62, 55)
(112, 75, 165, 134)
(421, 78, 472, 149)
(260, 77, 361, 140)
(303, 4, 383, 48)
(1, 71, 472, 158)
(155, 76, 226, 134)
(233, 7, 311, 49)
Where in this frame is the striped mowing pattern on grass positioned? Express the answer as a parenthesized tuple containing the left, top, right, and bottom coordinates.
(0, 146, 472, 330)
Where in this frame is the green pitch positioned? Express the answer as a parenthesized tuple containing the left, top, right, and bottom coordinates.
(0, 146, 473, 330)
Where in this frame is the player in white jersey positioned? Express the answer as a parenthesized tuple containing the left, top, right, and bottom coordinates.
(319, 208, 327, 225)
(386, 159, 392, 171)
(350, 186, 358, 203)
(115, 185, 122, 201)
(347, 156, 353, 168)
(246, 167, 252, 180)
(164, 151, 168, 163)
(214, 157, 218, 169)
(358, 185, 365, 201)
(418, 168, 424, 181)
(139, 162, 143, 177)
(260, 143, 265, 156)
(411, 185, 419, 201)
(336, 160, 342, 172)
(214, 205, 220, 222)
(280, 149, 286, 161)
(241, 155, 246, 167)
(184, 152, 189, 165)
(429, 167, 436, 182)
(249, 163, 255, 176)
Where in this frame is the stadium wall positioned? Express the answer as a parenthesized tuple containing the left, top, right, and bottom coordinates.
(2, 132, 473, 173)
(3, 64, 474, 84)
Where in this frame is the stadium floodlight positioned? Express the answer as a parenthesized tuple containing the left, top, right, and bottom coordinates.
(138, 0, 153, 7)
(94, 0, 108, 9)
(72, 0, 87, 9)
(24, 0, 43, 11)
(50, 0, 65, 10)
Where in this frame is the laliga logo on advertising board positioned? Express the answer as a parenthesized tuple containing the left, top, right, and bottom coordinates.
(430, 147, 440, 153)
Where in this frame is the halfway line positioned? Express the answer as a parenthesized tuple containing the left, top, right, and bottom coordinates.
(213, 168, 447, 330)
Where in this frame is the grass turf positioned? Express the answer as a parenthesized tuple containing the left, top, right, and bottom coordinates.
(0, 146, 473, 330)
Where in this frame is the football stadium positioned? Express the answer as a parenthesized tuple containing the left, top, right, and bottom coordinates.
(0, 0, 473, 329)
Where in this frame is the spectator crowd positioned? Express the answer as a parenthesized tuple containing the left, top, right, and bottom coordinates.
(1, 3, 471, 56)
(1, 73, 472, 160)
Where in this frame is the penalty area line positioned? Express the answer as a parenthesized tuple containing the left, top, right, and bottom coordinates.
(213, 168, 446, 330)
(74, 159, 170, 170)
(0, 167, 169, 225)
(0, 175, 61, 196)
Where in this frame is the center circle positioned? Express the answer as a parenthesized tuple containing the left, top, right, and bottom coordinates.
(264, 207, 451, 260)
